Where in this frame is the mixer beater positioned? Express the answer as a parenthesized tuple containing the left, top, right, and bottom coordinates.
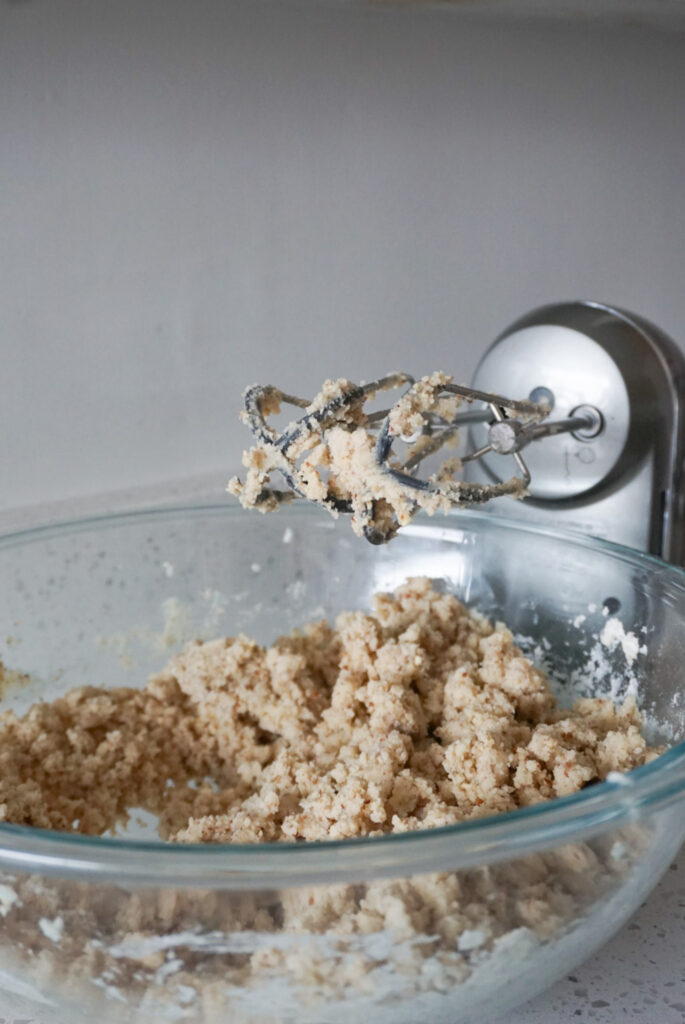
(230, 373, 602, 544)
(229, 301, 685, 562)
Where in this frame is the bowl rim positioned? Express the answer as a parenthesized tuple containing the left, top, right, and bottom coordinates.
(0, 502, 684, 888)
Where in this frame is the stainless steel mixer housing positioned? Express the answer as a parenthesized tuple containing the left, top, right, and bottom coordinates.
(468, 301, 685, 565)
(234, 299, 685, 563)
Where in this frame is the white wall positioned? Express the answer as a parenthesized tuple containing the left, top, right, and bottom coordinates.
(2, 0, 685, 511)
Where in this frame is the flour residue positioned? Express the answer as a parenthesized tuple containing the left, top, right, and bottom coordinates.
(600, 617, 645, 666)
(96, 590, 228, 667)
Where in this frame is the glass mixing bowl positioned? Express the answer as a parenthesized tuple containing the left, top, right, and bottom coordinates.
(0, 504, 683, 1024)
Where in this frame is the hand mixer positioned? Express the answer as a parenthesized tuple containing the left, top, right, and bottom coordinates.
(230, 301, 685, 563)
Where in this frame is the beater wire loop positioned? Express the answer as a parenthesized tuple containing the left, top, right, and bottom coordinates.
(231, 373, 592, 543)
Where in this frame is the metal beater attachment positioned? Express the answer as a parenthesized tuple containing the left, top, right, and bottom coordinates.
(228, 372, 601, 544)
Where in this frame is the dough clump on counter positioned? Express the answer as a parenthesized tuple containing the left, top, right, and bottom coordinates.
(0, 579, 658, 842)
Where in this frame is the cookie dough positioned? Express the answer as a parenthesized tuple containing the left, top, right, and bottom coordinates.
(0, 579, 658, 842)
(0, 579, 662, 1021)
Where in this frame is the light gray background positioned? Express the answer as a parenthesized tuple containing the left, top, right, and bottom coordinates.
(1, 4, 684, 1020)
(2, 0, 685, 511)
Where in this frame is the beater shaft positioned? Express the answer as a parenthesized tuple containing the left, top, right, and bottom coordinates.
(228, 373, 601, 544)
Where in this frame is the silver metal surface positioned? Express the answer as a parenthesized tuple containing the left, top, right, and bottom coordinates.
(487, 411, 596, 455)
(236, 301, 685, 561)
(471, 322, 631, 501)
(467, 301, 685, 565)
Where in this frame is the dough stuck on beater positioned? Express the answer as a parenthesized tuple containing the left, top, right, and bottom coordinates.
(228, 372, 545, 543)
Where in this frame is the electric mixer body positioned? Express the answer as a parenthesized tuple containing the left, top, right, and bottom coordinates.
(468, 301, 685, 565)
(230, 300, 685, 565)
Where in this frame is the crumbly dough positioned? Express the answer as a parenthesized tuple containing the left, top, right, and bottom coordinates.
(0, 579, 662, 1021)
(0, 578, 658, 841)
(228, 373, 530, 542)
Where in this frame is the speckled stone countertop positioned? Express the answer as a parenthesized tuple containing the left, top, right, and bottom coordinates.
(499, 846, 685, 1024)
(1, 479, 683, 1024)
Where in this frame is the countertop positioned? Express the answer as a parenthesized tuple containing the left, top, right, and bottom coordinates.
(1, 479, 683, 1024)
(501, 846, 685, 1024)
